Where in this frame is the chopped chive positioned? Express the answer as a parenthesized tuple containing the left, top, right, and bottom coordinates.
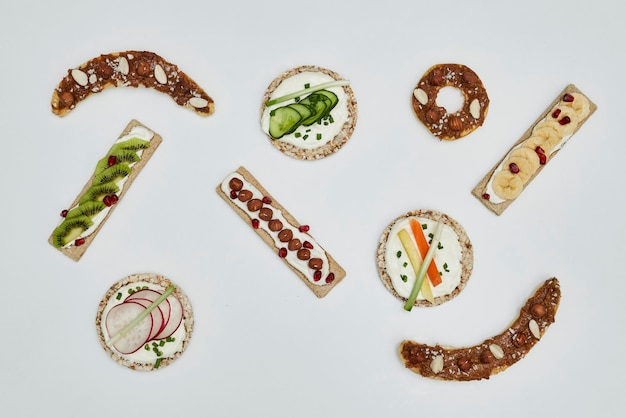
(128, 289, 134, 294)
(152, 341, 158, 347)
(304, 83, 310, 88)
(154, 358, 162, 369)
(303, 135, 309, 140)
(144, 344, 150, 351)
(323, 121, 328, 125)
(159, 340, 165, 347)
(443, 262, 450, 272)
(328, 115, 334, 123)
(437, 242, 443, 249)
(294, 132, 301, 138)
(306, 129, 311, 132)
(396, 250, 402, 258)
(422, 223, 427, 230)
(316, 133, 322, 140)
(403, 262, 408, 267)
(401, 275, 408, 282)
(116, 292, 122, 300)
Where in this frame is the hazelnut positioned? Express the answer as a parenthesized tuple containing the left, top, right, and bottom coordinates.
(237, 190, 252, 202)
(448, 115, 463, 131)
(512, 333, 527, 347)
(457, 357, 472, 372)
(96, 62, 113, 79)
(288, 239, 302, 251)
(176, 79, 190, 94)
(531, 303, 546, 318)
(462, 71, 478, 85)
(246, 199, 263, 212)
(480, 350, 495, 364)
(308, 258, 323, 270)
(268, 219, 283, 232)
(228, 178, 243, 191)
(425, 108, 442, 124)
(297, 249, 311, 260)
(259, 207, 273, 221)
(278, 229, 293, 242)
(429, 69, 445, 86)
(59, 91, 74, 108)
(136, 61, 150, 76)
(411, 349, 426, 363)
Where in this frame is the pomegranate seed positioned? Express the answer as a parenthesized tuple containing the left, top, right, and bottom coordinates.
(325, 273, 335, 283)
(559, 116, 571, 125)
(75, 238, 86, 246)
(229, 190, 238, 199)
(313, 270, 322, 282)
(278, 247, 287, 258)
(298, 225, 310, 233)
(551, 109, 561, 118)
(110, 194, 119, 204)
(103, 195, 113, 207)
(538, 153, 547, 165)
(481, 193, 490, 200)
(535, 146, 545, 155)
(262, 196, 272, 204)
(251, 219, 260, 229)
(563, 93, 574, 102)
(60, 209, 68, 217)
(303, 241, 313, 249)
(509, 162, 520, 174)
(107, 155, 117, 166)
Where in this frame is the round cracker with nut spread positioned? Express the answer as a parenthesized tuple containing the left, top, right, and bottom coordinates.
(260, 65, 358, 160)
(412, 63, 489, 140)
(376, 209, 473, 307)
(95, 273, 194, 371)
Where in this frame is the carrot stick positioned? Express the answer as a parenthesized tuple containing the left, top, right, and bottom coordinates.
(409, 218, 442, 287)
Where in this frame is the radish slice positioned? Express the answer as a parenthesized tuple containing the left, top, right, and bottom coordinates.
(105, 301, 153, 354)
(155, 294, 183, 340)
(129, 298, 164, 341)
(126, 289, 171, 336)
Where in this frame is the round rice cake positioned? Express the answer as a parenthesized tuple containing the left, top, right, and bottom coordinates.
(95, 273, 194, 371)
(376, 209, 473, 307)
(260, 65, 358, 160)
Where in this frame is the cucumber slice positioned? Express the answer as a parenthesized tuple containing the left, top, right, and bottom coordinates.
(287, 103, 313, 121)
(268, 107, 302, 139)
(314, 89, 339, 118)
(299, 94, 330, 126)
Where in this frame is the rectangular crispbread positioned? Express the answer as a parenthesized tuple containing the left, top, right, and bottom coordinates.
(217, 166, 345, 298)
(49, 119, 162, 261)
(472, 84, 596, 215)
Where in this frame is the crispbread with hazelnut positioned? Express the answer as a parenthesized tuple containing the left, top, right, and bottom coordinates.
(51, 50, 214, 117)
(399, 278, 561, 381)
(472, 84, 597, 215)
(217, 166, 346, 298)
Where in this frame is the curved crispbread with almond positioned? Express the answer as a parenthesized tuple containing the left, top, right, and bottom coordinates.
(260, 65, 357, 160)
(399, 278, 561, 381)
(95, 273, 194, 372)
(376, 209, 473, 307)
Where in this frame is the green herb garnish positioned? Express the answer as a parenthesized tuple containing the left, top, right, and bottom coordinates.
(403, 262, 408, 268)
(316, 133, 322, 140)
(443, 262, 449, 272)
(154, 358, 163, 369)
(401, 275, 408, 282)
(116, 292, 122, 300)
(396, 250, 402, 258)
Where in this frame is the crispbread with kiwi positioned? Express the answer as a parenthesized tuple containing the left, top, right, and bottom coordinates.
(376, 209, 473, 307)
(48, 119, 162, 261)
(95, 273, 194, 371)
(260, 65, 358, 160)
(216, 166, 346, 298)
(472, 84, 597, 215)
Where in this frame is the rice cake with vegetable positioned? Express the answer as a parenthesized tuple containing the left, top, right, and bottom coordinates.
(260, 65, 358, 160)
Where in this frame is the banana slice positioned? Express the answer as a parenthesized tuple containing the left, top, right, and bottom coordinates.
(564, 92, 590, 119)
(530, 122, 561, 154)
(544, 105, 579, 136)
(504, 155, 534, 183)
(492, 170, 524, 200)
(509, 147, 540, 173)
(522, 135, 547, 154)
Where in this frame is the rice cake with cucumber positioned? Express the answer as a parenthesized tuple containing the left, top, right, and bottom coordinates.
(260, 65, 358, 160)
(48, 119, 162, 261)
(95, 273, 194, 371)
(376, 209, 474, 308)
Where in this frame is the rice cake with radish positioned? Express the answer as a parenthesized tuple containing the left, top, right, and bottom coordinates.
(95, 273, 193, 371)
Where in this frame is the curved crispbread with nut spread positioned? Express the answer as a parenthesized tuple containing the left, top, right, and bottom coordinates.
(216, 166, 346, 298)
(260, 65, 358, 160)
(51, 50, 214, 117)
(399, 278, 561, 381)
(376, 209, 473, 307)
(95, 273, 194, 372)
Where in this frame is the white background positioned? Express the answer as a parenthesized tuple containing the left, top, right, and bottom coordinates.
(1, 0, 624, 416)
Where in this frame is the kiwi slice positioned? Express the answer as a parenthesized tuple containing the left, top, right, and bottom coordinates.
(111, 137, 150, 152)
(78, 182, 120, 204)
(65, 201, 107, 219)
(93, 163, 131, 184)
(51, 215, 93, 248)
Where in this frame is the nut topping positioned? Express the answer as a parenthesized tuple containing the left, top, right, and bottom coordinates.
(288, 239, 302, 251)
(259, 207, 273, 221)
(457, 357, 472, 372)
(489, 343, 505, 359)
(154, 64, 167, 84)
(448, 115, 463, 131)
(425, 109, 442, 124)
(480, 349, 495, 364)
(268, 219, 283, 231)
(297, 249, 311, 260)
(278, 229, 293, 242)
(189, 97, 209, 108)
(71, 69, 88, 86)
(529, 319, 541, 339)
(512, 333, 527, 347)
(308, 258, 323, 270)
(229, 178, 243, 191)
(59, 91, 74, 108)
(117, 57, 129, 75)
(469, 98, 481, 119)
(246, 199, 263, 212)
(413, 88, 428, 105)
(430, 355, 444, 374)
(136, 61, 150, 76)
(531, 303, 546, 318)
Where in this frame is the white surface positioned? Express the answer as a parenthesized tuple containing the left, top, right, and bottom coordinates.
(1, 0, 624, 416)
